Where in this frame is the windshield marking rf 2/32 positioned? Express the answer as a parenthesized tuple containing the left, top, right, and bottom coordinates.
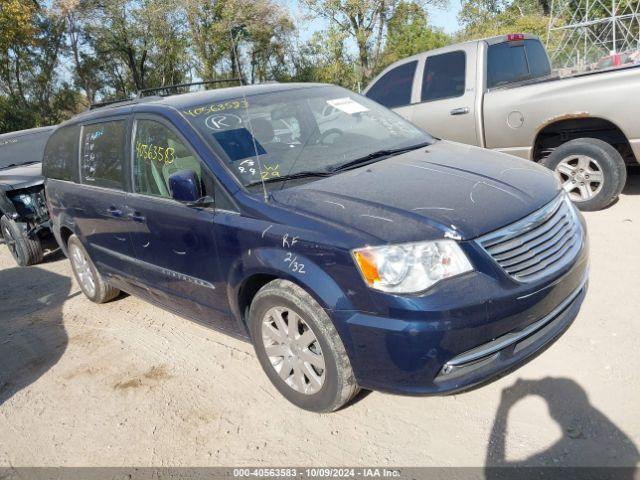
(182, 86, 434, 191)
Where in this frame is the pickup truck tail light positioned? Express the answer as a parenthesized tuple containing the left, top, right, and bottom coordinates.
(507, 33, 526, 41)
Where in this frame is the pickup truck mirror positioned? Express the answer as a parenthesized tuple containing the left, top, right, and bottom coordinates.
(168, 169, 201, 203)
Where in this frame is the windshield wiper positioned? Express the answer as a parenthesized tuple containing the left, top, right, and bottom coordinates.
(328, 141, 431, 173)
(245, 170, 332, 187)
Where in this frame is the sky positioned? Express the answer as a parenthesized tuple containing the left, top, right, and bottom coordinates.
(286, 0, 463, 42)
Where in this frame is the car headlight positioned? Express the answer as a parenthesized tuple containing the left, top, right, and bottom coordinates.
(352, 240, 473, 294)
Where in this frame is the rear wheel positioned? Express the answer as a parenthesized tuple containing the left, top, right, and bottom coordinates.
(0, 215, 43, 266)
(542, 138, 627, 211)
(249, 279, 359, 412)
(67, 235, 120, 303)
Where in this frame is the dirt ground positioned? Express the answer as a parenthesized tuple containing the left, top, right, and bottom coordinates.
(1, 175, 639, 468)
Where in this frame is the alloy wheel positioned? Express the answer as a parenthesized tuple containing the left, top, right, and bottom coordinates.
(70, 244, 96, 297)
(2, 224, 19, 261)
(555, 154, 604, 202)
(261, 306, 326, 395)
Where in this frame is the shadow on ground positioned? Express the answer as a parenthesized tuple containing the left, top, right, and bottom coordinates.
(0, 266, 72, 405)
(623, 167, 640, 195)
(485, 377, 639, 476)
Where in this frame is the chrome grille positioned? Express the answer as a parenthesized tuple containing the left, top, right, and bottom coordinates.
(477, 194, 582, 282)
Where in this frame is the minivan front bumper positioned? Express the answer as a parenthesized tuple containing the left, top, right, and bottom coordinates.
(332, 238, 589, 395)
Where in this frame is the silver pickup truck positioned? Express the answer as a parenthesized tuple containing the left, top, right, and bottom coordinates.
(364, 33, 640, 210)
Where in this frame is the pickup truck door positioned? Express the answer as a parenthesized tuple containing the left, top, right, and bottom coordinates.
(410, 43, 480, 146)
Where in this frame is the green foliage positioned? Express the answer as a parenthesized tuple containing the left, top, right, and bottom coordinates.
(283, 27, 360, 90)
(0, 0, 37, 52)
(185, 0, 294, 84)
(300, 0, 448, 83)
(0, 1, 81, 133)
(458, 0, 550, 40)
(378, 1, 449, 73)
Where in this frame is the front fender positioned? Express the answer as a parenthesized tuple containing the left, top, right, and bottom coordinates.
(227, 247, 355, 325)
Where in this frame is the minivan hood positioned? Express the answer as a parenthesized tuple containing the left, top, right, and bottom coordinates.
(272, 141, 559, 243)
(0, 162, 44, 191)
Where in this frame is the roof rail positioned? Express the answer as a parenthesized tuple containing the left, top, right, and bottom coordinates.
(87, 79, 242, 111)
(136, 79, 242, 98)
(89, 98, 133, 110)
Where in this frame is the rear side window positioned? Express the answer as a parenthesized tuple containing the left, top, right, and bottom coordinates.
(421, 51, 466, 102)
(42, 126, 79, 181)
(365, 61, 417, 108)
(487, 40, 551, 88)
(80, 120, 126, 189)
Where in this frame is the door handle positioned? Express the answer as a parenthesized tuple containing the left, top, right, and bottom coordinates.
(107, 206, 123, 217)
(450, 107, 470, 116)
(128, 212, 146, 223)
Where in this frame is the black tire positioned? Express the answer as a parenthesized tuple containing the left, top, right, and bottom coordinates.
(249, 279, 359, 412)
(542, 138, 627, 211)
(0, 215, 43, 266)
(67, 234, 120, 303)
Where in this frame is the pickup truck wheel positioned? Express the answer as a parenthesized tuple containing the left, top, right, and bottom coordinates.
(249, 279, 359, 412)
(0, 215, 43, 267)
(543, 138, 627, 211)
(67, 235, 120, 303)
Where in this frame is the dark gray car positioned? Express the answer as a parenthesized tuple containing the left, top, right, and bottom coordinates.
(0, 126, 54, 266)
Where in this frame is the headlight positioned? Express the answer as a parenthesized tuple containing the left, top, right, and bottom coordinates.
(352, 240, 473, 294)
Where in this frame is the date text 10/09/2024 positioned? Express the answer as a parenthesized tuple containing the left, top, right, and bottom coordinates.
(232, 468, 402, 478)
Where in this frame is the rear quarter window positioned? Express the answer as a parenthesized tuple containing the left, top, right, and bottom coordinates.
(80, 120, 127, 189)
(43, 126, 80, 181)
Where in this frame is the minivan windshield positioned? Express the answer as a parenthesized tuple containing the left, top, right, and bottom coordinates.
(182, 86, 433, 190)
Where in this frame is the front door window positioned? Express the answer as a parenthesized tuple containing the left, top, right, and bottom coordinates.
(133, 119, 209, 199)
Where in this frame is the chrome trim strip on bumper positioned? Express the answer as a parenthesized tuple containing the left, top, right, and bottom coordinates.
(443, 274, 587, 370)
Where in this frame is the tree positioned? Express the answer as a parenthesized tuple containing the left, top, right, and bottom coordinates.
(184, 0, 293, 84)
(0, 0, 80, 132)
(83, 0, 190, 98)
(458, 0, 550, 40)
(300, 0, 445, 85)
(0, 0, 37, 53)
(300, 0, 390, 85)
(378, 1, 449, 72)
(285, 27, 359, 89)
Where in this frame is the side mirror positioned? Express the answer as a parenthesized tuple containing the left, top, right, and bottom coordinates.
(168, 169, 200, 203)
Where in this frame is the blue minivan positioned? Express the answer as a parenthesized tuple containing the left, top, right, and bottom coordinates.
(43, 83, 589, 411)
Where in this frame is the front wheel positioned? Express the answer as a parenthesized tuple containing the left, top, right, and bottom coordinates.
(0, 215, 43, 266)
(542, 138, 627, 211)
(249, 279, 359, 412)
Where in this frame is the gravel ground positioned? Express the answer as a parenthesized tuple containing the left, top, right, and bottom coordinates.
(0, 175, 639, 467)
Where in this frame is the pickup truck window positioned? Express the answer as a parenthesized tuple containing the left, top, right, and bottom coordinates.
(80, 120, 126, 190)
(421, 51, 466, 102)
(43, 126, 79, 182)
(366, 61, 417, 108)
(487, 40, 551, 88)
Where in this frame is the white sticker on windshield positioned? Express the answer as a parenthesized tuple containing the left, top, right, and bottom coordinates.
(326, 97, 369, 115)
